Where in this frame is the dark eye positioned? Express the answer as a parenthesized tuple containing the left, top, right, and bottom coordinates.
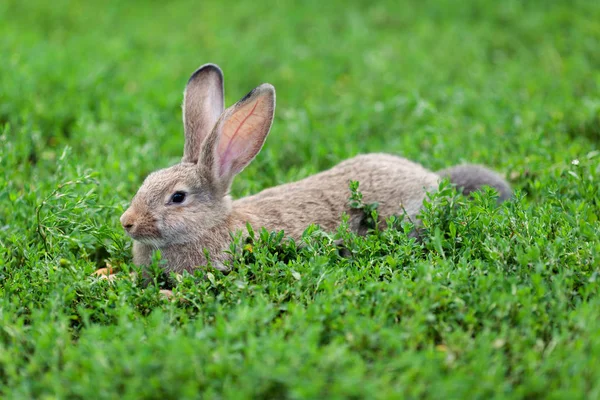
(170, 191, 187, 204)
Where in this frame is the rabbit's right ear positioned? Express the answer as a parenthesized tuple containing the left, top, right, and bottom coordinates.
(182, 64, 224, 163)
(199, 84, 275, 191)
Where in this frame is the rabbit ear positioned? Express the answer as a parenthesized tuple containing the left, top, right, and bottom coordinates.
(182, 64, 224, 163)
(200, 83, 275, 189)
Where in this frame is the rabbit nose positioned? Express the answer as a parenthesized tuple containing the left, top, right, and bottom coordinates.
(120, 211, 135, 231)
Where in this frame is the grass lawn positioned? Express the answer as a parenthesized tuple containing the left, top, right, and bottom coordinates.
(1, 0, 600, 398)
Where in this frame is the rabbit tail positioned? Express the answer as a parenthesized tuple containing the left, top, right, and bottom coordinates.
(437, 165, 512, 203)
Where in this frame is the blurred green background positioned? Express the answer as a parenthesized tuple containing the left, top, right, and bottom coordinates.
(1, 0, 600, 398)
(3, 0, 598, 198)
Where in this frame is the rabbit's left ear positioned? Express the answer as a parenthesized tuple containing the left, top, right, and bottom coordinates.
(200, 84, 275, 189)
(182, 64, 224, 163)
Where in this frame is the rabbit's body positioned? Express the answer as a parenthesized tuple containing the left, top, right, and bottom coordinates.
(235, 153, 439, 237)
(121, 64, 511, 275)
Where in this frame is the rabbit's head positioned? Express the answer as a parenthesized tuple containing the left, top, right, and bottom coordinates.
(120, 64, 275, 247)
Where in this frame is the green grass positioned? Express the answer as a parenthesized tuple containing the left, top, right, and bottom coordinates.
(1, 0, 600, 398)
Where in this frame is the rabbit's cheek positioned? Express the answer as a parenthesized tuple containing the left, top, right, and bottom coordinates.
(162, 214, 194, 237)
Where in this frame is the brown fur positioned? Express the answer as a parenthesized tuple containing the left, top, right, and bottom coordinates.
(120, 64, 510, 275)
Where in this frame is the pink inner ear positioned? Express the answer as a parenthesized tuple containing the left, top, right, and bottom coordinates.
(217, 99, 267, 178)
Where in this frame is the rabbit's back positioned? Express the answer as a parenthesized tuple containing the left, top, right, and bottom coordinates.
(233, 153, 439, 239)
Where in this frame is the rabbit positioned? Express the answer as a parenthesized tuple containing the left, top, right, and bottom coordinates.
(120, 64, 511, 274)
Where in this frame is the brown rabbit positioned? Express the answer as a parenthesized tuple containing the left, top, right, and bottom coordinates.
(120, 64, 511, 274)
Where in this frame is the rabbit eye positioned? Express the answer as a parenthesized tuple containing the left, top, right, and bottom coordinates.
(170, 191, 187, 204)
